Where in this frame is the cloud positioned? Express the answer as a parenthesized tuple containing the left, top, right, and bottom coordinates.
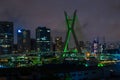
(0, 0, 120, 43)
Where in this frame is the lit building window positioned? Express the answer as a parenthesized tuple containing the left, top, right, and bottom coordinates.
(41, 36, 46, 41)
(37, 38, 40, 40)
(47, 30, 50, 32)
(2, 45, 10, 48)
(6, 24, 10, 27)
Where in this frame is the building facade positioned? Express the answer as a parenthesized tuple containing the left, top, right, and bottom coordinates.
(17, 29, 31, 52)
(0, 22, 14, 54)
(36, 27, 51, 52)
(31, 38, 36, 51)
(92, 38, 99, 54)
(55, 36, 63, 52)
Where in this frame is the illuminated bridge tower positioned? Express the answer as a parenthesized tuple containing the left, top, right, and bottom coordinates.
(63, 10, 81, 53)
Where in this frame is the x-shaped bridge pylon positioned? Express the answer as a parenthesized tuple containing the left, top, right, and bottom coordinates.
(63, 10, 81, 53)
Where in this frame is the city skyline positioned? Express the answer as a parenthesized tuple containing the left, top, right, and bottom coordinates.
(0, 0, 120, 43)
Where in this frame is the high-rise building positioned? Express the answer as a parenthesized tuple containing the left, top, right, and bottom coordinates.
(0, 22, 14, 54)
(92, 38, 99, 54)
(13, 44, 18, 54)
(31, 38, 36, 51)
(55, 36, 63, 52)
(36, 27, 51, 52)
(17, 29, 31, 52)
(85, 41, 92, 52)
(79, 41, 85, 48)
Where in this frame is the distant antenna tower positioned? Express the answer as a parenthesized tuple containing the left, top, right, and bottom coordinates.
(63, 10, 81, 53)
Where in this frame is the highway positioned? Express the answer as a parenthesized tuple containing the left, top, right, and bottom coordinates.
(0, 52, 119, 68)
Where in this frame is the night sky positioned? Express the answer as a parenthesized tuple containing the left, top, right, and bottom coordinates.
(0, 0, 120, 43)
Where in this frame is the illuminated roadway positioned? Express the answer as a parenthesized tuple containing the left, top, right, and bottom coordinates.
(0, 52, 120, 80)
(0, 52, 119, 68)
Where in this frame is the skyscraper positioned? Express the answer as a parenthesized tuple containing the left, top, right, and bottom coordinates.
(55, 36, 63, 52)
(92, 38, 99, 54)
(31, 38, 36, 51)
(0, 22, 14, 54)
(17, 29, 31, 52)
(85, 41, 92, 52)
(79, 41, 85, 48)
(36, 27, 51, 52)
